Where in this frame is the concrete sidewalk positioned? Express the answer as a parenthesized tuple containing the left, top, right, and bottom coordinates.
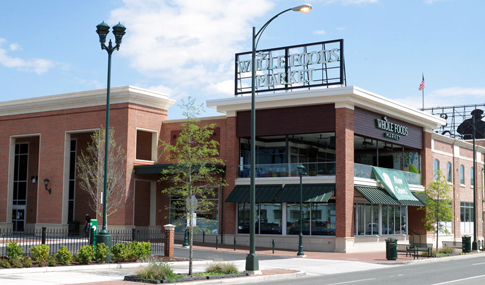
(0, 242, 480, 285)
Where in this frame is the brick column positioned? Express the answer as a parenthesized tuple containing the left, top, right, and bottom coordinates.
(164, 224, 175, 257)
(335, 107, 354, 241)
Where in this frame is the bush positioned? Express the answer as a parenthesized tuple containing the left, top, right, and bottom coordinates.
(22, 256, 33, 268)
(205, 261, 239, 275)
(10, 258, 23, 268)
(55, 246, 72, 265)
(127, 241, 151, 260)
(135, 262, 182, 282)
(111, 243, 128, 262)
(94, 243, 110, 264)
(6, 241, 24, 261)
(439, 246, 456, 255)
(0, 258, 11, 268)
(47, 255, 57, 267)
(77, 245, 94, 264)
(30, 244, 50, 267)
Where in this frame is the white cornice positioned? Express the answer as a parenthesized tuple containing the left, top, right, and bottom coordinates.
(206, 86, 446, 130)
(0, 86, 176, 116)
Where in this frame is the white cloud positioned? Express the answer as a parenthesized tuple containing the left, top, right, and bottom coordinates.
(424, 0, 449, 4)
(109, 0, 274, 89)
(9, 43, 21, 51)
(313, 30, 327, 35)
(205, 80, 234, 95)
(320, 0, 378, 5)
(0, 38, 56, 75)
(394, 87, 485, 109)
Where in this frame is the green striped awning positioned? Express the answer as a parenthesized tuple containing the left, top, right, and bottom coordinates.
(274, 184, 334, 203)
(355, 186, 401, 205)
(411, 192, 428, 206)
(225, 185, 282, 203)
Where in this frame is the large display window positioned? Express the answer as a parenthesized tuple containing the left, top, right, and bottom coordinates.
(354, 203, 407, 236)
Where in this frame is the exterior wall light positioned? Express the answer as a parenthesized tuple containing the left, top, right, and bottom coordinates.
(44, 178, 51, 194)
(31, 176, 38, 183)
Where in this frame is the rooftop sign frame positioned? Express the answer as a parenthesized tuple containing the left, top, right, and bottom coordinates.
(234, 39, 346, 96)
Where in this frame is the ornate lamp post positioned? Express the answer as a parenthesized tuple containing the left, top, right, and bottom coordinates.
(246, 4, 312, 273)
(297, 164, 306, 257)
(95, 21, 126, 256)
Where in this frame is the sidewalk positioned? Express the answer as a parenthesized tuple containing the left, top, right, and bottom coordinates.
(0, 242, 479, 285)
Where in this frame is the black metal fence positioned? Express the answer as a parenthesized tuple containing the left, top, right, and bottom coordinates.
(0, 227, 165, 257)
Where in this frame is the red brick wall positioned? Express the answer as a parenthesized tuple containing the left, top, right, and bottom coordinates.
(335, 107, 354, 238)
(135, 180, 151, 226)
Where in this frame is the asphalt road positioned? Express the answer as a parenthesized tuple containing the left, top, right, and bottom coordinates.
(261, 255, 485, 285)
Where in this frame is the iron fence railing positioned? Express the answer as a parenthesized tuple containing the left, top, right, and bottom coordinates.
(0, 227, 165, 257)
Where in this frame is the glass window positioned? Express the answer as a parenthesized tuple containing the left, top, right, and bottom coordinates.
(259, 203, 282, 234)
(461, 202, 474, 222)
(170, 189, 219, 233)
(460, 165, 465, 185)
(471, 167, 474, 186)
(287, 203, 310, 235)
(446, 162, 452, 183)
(355, 204, 407, 236)
(310, 203, 336, 235)
(434, 159, 440, 180)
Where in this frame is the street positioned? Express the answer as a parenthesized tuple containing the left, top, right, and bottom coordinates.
(261, 254, 485, 285)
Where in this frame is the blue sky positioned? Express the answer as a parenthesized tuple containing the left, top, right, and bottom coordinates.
(0, 0, 484, 120)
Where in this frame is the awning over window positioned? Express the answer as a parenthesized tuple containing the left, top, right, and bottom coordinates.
(355, 186, 425, 206)
(355, 186, 401, 205)
(412, 192, 428, 205)
(275, 184, 334, 203)
(225, 185, 282, 203)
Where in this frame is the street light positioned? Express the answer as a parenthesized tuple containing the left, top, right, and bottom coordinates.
(95, 21, 126, 257)
(247, 4, 312, 273)
(297, 164, 306, 257)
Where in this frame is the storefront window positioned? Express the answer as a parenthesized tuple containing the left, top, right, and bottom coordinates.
(355, 204, 407, 236)
(259, 203, 282, 234)
(287, 203, 310, 235)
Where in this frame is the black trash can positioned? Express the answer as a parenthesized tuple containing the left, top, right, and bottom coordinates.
(462, 235, 471, 253)
(386, 238, 398, 260)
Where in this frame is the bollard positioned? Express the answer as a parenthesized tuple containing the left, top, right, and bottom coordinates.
(132, 228, 137, 241)
(272, 239, 275, 254)
(234, 236, 236, 251)
(41, 227, 47, 244)
(183, 229, 189, 247)
(216, 235, 219, 249)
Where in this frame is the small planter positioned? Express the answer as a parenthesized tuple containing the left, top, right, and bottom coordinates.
(124, 273, 249, 283)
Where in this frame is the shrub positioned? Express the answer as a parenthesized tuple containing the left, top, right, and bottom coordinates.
(94, 243, 110, 264)
(10, 258, 23, 268)
(128, 241, 151, 260)
(111, 243, 128, 262)
(205, 261, 239, 275)
(439, 246, 456, 255)
(22, 256, 33, 268)
(55, 246, 72, 265)
(0, 258, 11, 268)
(47, 255, 57, 267)
(77, 245, 94, 264)
(135, 262, 182, 282)
(30, 244, 50, 267)
(6, 241, 24, 261)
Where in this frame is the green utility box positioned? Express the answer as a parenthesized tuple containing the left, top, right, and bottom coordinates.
(386, 237, 398, 260)
(462, 235, 471, 253)
(91, 219, 98, 246)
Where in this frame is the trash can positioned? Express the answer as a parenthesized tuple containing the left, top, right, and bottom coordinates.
(386, 237, 398, 260)
(462, 235, 471, 253)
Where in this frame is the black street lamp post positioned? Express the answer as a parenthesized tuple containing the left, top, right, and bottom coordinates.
(95, 21, 126, 257)
(246, 4, 311, 273)
(297, 164, 306, 257)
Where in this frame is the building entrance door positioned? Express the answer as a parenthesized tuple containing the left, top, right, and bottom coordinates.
(12, 206, 26, 232)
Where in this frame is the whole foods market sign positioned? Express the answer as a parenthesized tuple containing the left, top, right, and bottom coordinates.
(375, 116, 408, 141)
(235, 39, 345, 96)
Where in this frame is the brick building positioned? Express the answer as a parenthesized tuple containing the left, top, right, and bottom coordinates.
(0, 85, 483, 253)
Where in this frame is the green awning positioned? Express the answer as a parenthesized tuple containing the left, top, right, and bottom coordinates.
(372, 167, 419, 202)
(355, 186, 401, 205)
(225, 185, 282, 203)
(355, 186, 426, 206)
(412, 192, 428, 206)
(274, 184, 334, 203)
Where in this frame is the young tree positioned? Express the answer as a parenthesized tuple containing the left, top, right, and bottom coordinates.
(419, 170, 454, 252)
(159, 97, 226, 276)
(76, 126, 127, 225)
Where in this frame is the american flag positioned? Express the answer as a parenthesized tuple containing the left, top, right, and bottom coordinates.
(419, 74, 425, 91)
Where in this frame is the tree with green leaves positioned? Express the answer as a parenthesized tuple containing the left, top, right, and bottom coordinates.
(159, 97, 226, 276)
(419, 170, 454, 252)
(76, 126, 127, 225)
